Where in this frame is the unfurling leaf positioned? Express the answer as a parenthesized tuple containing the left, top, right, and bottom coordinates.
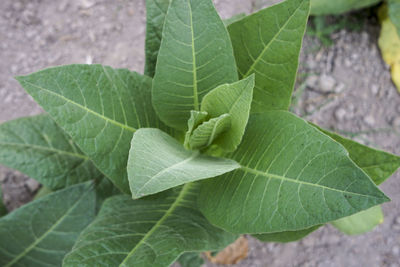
(331, 205, 384, 235)
(152, 0, 238, 130)
(17, 64, 171, 193)
(184, 110, 209, 149)
(63, 183, 237, 267)
(199, 111, 389, 234)
(189, 114, 231, 150)
(228, 0, 310, 112)
(0, 182, 96, 266)
(0, 115, 103, 190)
(128, 128, 239, 198)
(379, 4, 400, 92)
(201, 75, 254, 152)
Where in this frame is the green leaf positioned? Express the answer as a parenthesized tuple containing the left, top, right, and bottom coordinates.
(312, 124, 400, 185)
(199, 111, 389, 234)
(63, 183, 237, 267)
(228, 0, 310, 112)
(310, 0, 381, 15)
(189, 114, 231, 150)
(0, 114, 103, 190)
(0, 186, 7, 217)
(184, 110, 209, 149)
(201, 75, 254, 152)
(253, 225, 321, 243)
(16, 64, 171, 193)
(144, 0, 171, 77)
(0, 182, 96, 267)
(331, 205, 384, 235)
(33, 186, 53, 200)
(128, 128, 239, 198)
(388, 0, 400, 36)
(177, 252, 204, 267)
(152, 0, 238, 130)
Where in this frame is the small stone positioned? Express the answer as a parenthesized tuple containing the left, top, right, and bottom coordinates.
(334, 108, 347, 122)
(305, 75, 318, 89)
(364, 115, 375, 126)
(371, 84, 380, 95)
(393, 246, 400, 256)
(25, 179, 39, 193)
(334, 82, 345, 94)
(318, 74, 336, 93)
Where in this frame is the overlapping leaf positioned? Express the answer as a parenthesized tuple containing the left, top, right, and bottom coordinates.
(0, 115, 103, 190)
(189, 114, 231, 150)
(128, 128, 239, 198)
(152, 0, 238, 130)
(17, 64, 171, 193)
(313, 124, 400, 185)
(63, 183, 237, 267)
(331, 205, 384, 235)
(201, 75, 254, 152)
(253, 225, 321, 243)
(144, 0, 171, 77)
(184, 110, 209, 149)
(310, 0, 380, 15)
(199, 111, 389, 234)
(0, 182, 95, 267)
(228, 0, 309, 112)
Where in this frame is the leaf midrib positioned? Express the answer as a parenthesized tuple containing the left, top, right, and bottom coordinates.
(241, 2, 304, 78)
(240, 166, 386, 199)
(19, 80, 137, 133)
(0, 141, 88, 160)
(4, 188, 90, 267)
(188, 0, 199, 111)
(120, 183, 192, 266)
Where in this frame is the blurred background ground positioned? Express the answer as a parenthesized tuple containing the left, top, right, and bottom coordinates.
(0, 0, 399, 266)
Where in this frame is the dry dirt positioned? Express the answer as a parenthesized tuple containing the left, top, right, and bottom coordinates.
(1, 0, 400, 266)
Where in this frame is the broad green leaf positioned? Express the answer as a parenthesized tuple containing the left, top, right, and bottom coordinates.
(184, 110, 209, 149)
(331, 205, 384, 235)
(199, 111, 389, 234)
(152, 0, 238, 130)
(313, 124, 400, 185)
(228, 0, 309, 112)
(17, 64, 171, 193)
(388, 0, 400, 36)
(128, 128, 239, 198)
(253, 225, 321, 243)
(189, 114, 231, 150)
(310, 0, 381, 15)
(33, 186, 53, 200)
(0, 114, 103, 190)
(177, 252, 204, 267)
(0, 186, 7, 217)
(201, 75, 254, 152)
(0, 182, 96, 267)
(63, 183, 237, 267)
(144, 0, 171, 77)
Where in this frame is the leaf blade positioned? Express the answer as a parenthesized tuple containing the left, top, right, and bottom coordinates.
(63, 183, 237, 267)
(228, 0, 310, 112)
(17, 64, 170, 193)
(152, 0, 238, 130)
(199, 111, 389, 234)
(128, 128, 239, 198)
(0, 182, 96, 267)
(0, 115, 103, 190)
(253, 225, 321, 243)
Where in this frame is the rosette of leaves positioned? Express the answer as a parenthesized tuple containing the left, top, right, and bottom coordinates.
(0, 0, 399, 266)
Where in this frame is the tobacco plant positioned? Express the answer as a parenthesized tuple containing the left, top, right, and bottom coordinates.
(0, 0, 399, 266)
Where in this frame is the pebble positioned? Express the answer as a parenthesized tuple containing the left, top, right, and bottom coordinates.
(364, 115, 375, 126)
(305, 75, 318, 89)
(392, 246, 400, 256)
(318, 74, 336, 93)
(371, 84, 380, 95)
(25, 179, 39, 193)
(334, 108, 347, 122)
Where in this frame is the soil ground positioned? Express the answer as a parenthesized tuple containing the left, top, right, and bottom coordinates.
(1, 0, 400, 266)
